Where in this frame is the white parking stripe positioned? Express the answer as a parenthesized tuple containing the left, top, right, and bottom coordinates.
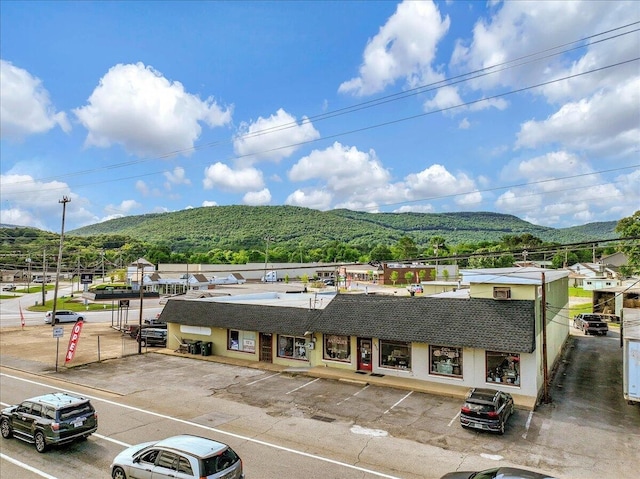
(1, 372, 402, 479)
(93, 433, 131, 447)
(448, 411, 461, 427)
(337, 384, 370, 405)
(285, 378, 320, 394)
(522, 410, 534, 439)
(1, 453, 59, 479)
(383, 390, 413, 414)
(246, 372, 281, 385)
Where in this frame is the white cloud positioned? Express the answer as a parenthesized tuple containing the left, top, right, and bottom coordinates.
(74, 62, 232, 157)
(458, 117, 470, 129)
(339, 0, 450, 96)
(403, 164, 477, 200)
(289, 142, 391, 196)
(163, 166, 191, 189)
(202, 162, 264, 192)
(135, 180, 149, 196)
(202, 200, 218, 207)
(243, 188, 272, 205)
(516, 78, 640, 155)
(0, 59, 70, 140)
(394, 204, 435, 213)
(285, 189, 333, 210)
(233, 108, 320, 164)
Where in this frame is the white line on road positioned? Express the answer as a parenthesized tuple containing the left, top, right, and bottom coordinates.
(246, 372, 281, 385)
(522, 410, 534, 439)
(1, 453, 59, 479)
(337, 384, 370, 405)
(448, 411, 461, 427)
(285, 377, 320, 394)
(93, 433, 131, 447)
(1, 372, 402, 479)
(383, 390, 413, 414)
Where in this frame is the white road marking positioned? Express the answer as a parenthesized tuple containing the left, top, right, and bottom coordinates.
(93, 433, 131, 447)
(522, 410, 534, 439)
(1, 372, 402, 479)
(285, 377, 320, 394)
(383, 390, 413, 414)
(246, 372, 281, 385)
(337, 384, 370, 405)
(1, 453, 59, 479)
(448, 411, 461, 427)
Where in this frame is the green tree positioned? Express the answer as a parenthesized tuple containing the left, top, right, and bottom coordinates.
(392, 236, 418, 260)
(615, 210, 640, 275)
(390, 271, 399, 285)
(404, 271, 414, 285)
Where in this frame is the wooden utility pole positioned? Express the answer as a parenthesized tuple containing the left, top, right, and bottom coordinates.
(51, 196, 70, 327)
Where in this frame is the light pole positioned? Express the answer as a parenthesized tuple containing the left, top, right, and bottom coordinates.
(51, 196, 70, 327)
(137, 260, 145, 355)
(25, 257, 32, 293)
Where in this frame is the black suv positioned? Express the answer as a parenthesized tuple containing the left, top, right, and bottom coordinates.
(1, 392, 98, 452)
(460, 388, 514, 434)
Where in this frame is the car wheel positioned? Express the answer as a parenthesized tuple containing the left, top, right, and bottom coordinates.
(140, 338, 146, 347)
(34, 431, 47, 453)
(112, 466, 127, 479)
(54, 318, 59, 324)
(0, 418, 12, 438)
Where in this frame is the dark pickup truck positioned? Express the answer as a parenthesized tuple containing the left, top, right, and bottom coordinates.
(573, 313, 609, 336)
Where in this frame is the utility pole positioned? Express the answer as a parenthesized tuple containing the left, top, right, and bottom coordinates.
(51, 197, 70, 327)
(42, 248, 46, 306)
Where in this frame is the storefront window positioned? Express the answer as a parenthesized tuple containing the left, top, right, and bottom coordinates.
(323, 335, 351, 361)
(277, 335, 307, 360)
(380, 341, 411, 369)
(228, 330, 256, 353)
(486, 351, 520, 385)
(430, 345, 463, 377)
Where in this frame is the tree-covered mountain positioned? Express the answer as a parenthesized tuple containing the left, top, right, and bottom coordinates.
(67, 205, 619, 252)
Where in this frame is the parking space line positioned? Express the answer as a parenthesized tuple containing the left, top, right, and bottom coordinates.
(246, 372, 281, 385)
(522, 410, 534, 439)
(448, 411, 460, 427)
(2, 372, 403, 479)
(285, 378, 320, 394)
(93, 433, 131, 447)
(1, 453, 59, 479)
(337, 384, 370, 405)
(383, 390, 413, 414)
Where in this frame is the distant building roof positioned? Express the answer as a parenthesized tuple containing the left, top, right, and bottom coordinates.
(461, 267, 568, 285)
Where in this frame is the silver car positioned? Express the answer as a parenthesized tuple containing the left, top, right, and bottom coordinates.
(110, 434, 244, 479)
(44, 310, 84, 324)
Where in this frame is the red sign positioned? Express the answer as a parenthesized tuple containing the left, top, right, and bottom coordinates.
(65, 320, 84, 363)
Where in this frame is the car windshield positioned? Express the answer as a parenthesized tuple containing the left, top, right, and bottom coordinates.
(201, 448, 239, 475)
(58, 403, 93, 420)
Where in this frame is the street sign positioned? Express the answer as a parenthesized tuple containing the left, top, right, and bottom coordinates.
(53, 327, 64, 338)
(119, 299, 130, 307)
(81, 273, 93, 284)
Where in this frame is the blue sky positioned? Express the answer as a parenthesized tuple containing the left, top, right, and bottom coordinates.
(1, 1, 639, 233)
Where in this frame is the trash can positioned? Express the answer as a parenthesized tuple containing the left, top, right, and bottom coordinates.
(201, 341, 212, 356)
(193, 341, 202, 355)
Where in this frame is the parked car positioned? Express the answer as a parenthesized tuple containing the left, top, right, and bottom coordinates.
(460, 388, 514, 434)
(137, 327, 167, 347)
(408, 283, 423, 293)
(573, 313, 609, 336)
(0, 392, 98, 453)
(44, 310, 84, 324)
(110, 434, 244, 479)
(440, 466, 556, 479)
(2, 283, 16, 291)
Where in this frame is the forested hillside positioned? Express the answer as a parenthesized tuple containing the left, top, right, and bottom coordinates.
(68, 205, 617, 252)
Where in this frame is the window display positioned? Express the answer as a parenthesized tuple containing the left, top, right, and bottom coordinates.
(486, 351, 520, 385)
(277, 335, 307, 359)
(380, 341, 411, 369)
(430, 345, 462, 377)
(324, 335, 351, 361)
(228, 330, 256, 353)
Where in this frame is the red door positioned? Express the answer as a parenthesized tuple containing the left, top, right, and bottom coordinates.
(357, 338, 372, 372)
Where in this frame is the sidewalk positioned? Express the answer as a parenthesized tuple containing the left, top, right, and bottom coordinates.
(0, 322, 537, 410)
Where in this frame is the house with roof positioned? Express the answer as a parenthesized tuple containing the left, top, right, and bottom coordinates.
(158, 267, 569, 407)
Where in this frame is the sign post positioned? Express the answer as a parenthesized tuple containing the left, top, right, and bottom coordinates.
(53, 326, 64, 372)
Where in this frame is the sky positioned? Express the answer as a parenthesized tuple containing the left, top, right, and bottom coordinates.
(1, 0, 639, 233)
